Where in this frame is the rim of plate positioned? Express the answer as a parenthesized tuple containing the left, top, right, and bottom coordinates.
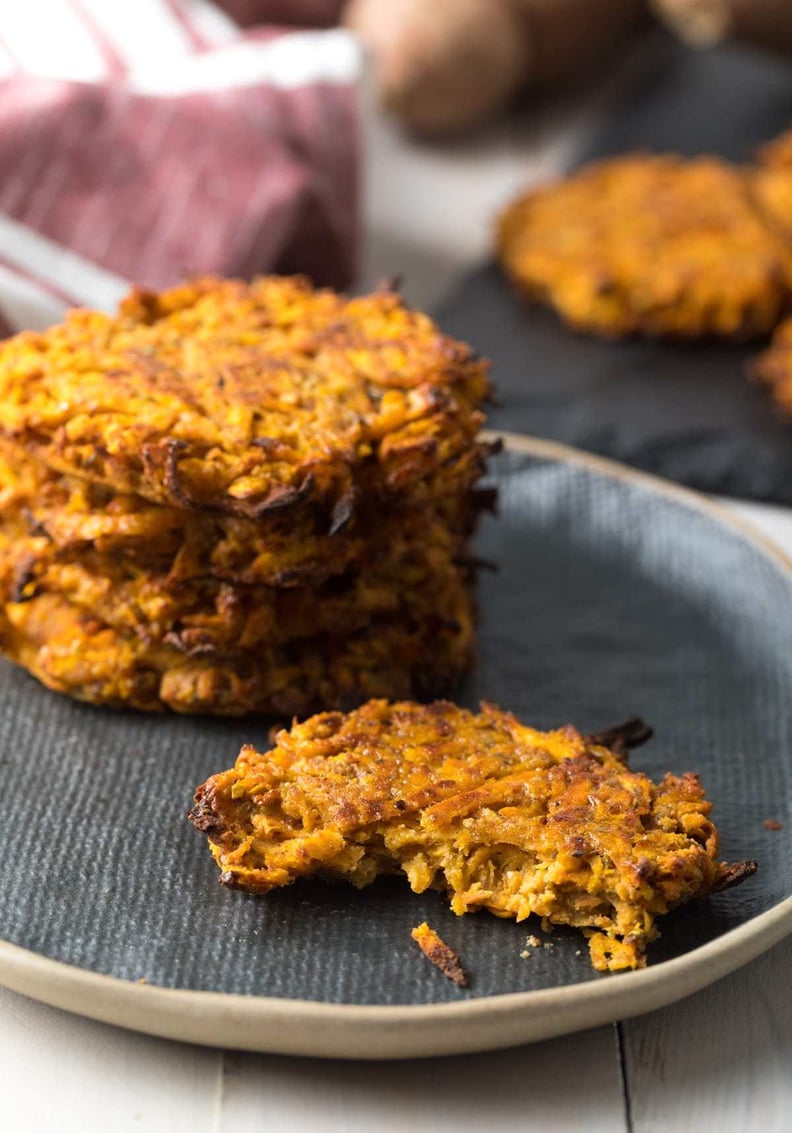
(2, 431, 791, 1060)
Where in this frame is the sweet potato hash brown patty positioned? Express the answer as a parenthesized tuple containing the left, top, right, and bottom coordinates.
(0, 438, 480, 588)
(0, 276, 491, 518)
(4, 597, 474, 715)
(0, 527, 473, 662)
(188, 699, 756, 971)
(497, 154, 792, 340)
(0, 278, 492, 713)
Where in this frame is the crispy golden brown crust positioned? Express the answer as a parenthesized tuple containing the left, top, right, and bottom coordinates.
(0, 454, 480, 711)
(0, 276, 491, 518)
(2, 554, 469, 659)
(187, 699, 756, 971)
(411, 923, 468, 986)
(497, 155, 792, 340)
(0, 490, 474, 658)
(0, 438, 482, 587)
(0, 589, 475, 715)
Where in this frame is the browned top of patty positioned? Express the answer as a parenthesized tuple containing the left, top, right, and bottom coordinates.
(0, 276, 490, 517)
(497, 154, 792, 339)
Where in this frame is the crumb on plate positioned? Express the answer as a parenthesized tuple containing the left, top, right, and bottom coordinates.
(411, 922, 468, 987)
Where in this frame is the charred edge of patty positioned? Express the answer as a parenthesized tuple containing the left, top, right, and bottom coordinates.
(146, 436, 320, 518)
(471, 485, 498, 514)
(709, 859, 759, 894)
(245, 473, 317, 519)
(328, 486, 359, 536)
(586, 717, 654, 758)
(186, 782, 226, 838)
(10, 554, 40, 604)
(156, 437, 193, 509)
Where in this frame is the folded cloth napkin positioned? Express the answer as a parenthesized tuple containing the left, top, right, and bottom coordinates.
(0, 0, 361, 334)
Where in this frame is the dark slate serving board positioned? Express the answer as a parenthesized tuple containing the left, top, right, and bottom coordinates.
(438, 43, 792, 503)
(1, 446, 790, 1004)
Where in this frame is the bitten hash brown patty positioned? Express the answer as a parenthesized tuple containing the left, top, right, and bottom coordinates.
(0, 276, 491, 517)
(188, 699, 755, 971)
(496, 154, 792, 340)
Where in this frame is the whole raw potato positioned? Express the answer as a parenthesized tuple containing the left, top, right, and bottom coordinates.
(345, 0, 530, 135)
(344, 0, 647, 136)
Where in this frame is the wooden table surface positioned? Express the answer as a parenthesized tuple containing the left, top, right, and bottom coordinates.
(3, 69, 792, 1133)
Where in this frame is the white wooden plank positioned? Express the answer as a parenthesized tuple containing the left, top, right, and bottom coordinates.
(622, 934, 792, 1133)
(0, 987, 222, 1133)
(217, 1024, 627, 1133)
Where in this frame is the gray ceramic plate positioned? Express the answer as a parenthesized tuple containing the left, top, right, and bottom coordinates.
(1, 434, 791, 1059)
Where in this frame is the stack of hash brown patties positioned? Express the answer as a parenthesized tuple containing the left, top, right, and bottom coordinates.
(0, 276, 492, 715)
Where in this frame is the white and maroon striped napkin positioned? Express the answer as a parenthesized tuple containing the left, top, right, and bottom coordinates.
(0, 0, 361, 334)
